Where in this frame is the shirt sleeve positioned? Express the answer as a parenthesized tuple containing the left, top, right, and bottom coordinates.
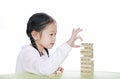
(22, 43, 72, 76)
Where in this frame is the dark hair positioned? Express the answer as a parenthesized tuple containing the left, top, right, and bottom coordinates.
(26, 13, 55, 57)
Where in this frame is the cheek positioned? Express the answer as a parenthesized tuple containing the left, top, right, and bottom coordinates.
(40, 36, 50, 45)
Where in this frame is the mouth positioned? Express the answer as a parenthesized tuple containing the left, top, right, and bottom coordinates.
(50, 43, 54, 46)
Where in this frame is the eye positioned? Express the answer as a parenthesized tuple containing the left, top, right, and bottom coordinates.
(49, 32, 57, 36)
(50, 34, 53, 36)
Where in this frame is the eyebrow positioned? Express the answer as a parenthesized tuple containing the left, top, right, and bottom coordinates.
(49, 31, 57, 32)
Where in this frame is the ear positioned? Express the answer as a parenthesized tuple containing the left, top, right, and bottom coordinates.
(31, 30, 40, 40)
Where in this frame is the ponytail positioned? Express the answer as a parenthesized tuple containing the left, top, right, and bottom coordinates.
(29, 35, 38, 52)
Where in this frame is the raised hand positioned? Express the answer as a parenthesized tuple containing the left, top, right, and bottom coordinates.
(67, 28, 83, 48)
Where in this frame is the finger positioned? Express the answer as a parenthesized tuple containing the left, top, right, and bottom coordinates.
(75, 36, 83, 41)
(60, 68, 64, 73)
(75, 28, 83, 34)
(72, 45, 80, 48)
(57, 67, 60, 71)
(73, 28, 83, 36)
(57, 67, 62, 71)
(72, 28, 75, 35)
(57, 67, 64, 73)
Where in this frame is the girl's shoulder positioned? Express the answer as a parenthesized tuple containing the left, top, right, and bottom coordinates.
(21, 44, 33, 50)
(20, 44, 39, 56)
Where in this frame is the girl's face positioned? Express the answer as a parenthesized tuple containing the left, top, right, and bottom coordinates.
(37, 22, 57, 50)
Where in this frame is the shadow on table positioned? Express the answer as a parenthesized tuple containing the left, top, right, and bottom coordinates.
(0, 72, 62, 79)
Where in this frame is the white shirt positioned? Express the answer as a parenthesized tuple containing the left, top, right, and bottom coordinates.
(15, 43, 72, 76)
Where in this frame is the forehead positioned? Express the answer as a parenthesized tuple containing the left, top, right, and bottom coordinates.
(44, 22, 57, 32)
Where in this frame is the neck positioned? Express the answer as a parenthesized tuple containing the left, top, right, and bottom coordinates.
(36, 43, 44, 53)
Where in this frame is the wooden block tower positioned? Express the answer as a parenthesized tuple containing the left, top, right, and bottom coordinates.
(80, 43, 94, 75)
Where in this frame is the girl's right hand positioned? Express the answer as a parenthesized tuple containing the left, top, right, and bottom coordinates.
(67, 28, 83, 48)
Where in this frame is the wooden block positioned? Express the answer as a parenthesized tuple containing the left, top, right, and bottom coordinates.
(81, 57, 93, 61)
(81, 61, 94, 66)
(81, 43, 93, 47)
(80, 43, 94, 76)
(81, 70, 93, 75)
(81, 49, 92, 51)
(81, 67, 94, 71)
(81, 52, 93, 58)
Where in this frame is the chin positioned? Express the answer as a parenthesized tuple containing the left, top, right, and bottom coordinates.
(48, 47, 53, 49)
(46, 46, 53, 49)
(45, 44, 54, 49)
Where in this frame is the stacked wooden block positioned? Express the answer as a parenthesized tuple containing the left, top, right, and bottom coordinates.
(80, 43, 94, 75)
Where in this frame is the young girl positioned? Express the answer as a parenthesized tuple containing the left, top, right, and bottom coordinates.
(15, 13, 83, 76)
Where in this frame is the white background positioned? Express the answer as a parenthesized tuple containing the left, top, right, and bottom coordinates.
(0, 0, 120, 74)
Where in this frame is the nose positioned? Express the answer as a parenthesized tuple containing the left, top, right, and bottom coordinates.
(52, 36, 56, 41)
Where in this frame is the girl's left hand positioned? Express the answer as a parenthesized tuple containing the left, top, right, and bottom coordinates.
(56, 67, 64, 73)
(67, 28, 83, 48)
(50, 67, 64, 76)
(53, 67, 64, 74)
